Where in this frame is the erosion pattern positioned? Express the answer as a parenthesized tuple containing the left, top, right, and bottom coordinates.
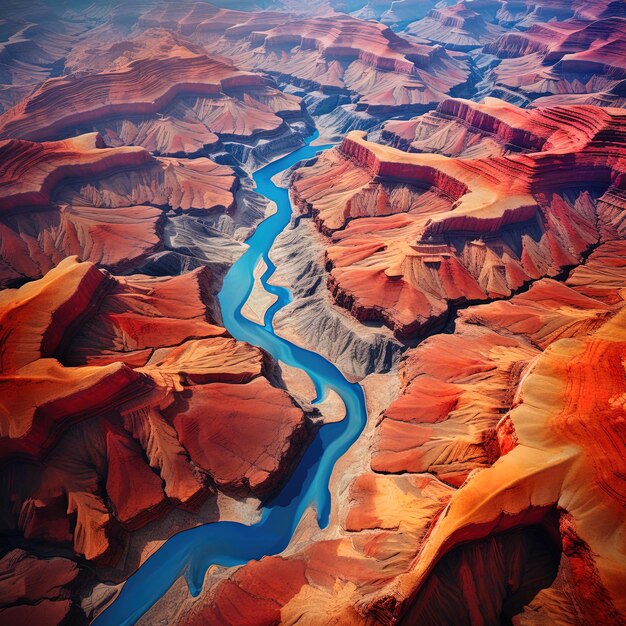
(138, 3, 472, 136)
(179, 102, 626, 626)
(0, 1, 625, 626)
(292, 100, 626, 336)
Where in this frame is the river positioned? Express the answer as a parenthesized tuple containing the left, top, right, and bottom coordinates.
(93, 131, 368, 626)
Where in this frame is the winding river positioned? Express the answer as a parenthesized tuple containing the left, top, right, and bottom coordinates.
(93, 132, 369, 626)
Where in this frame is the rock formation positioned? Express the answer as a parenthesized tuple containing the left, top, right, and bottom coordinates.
(0, 32, 308, 164)
(291, 100, 625, 337)
(0, 1, 84, 113)
(405, 2, 505, 51)
(140, 4, 471, 136)
(0, 132, 244, 287)
(482, 16, 626, 107)
(1, 1, 625, 625)
(0, 256, 312, 620)
(169, 215, 626, 626)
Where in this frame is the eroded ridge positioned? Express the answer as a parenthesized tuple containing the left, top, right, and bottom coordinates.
(0, 133, 241, 287)
(291, 100, 626, 337)
(0, 257, 310, 571)
(178, 220, 626, 626)
(0, 30, 306, 160)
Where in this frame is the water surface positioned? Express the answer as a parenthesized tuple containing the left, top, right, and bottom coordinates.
(94, 133, 368, 626)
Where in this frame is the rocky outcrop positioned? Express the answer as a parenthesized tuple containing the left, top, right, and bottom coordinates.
(221, 15, 470, 115)
(0, 133, 242, 288)
(268, 210, 403, 381)
(176, 232, 626, 626)
(481, 17, 626, 107)
(0, 257, 311, 623)
(0, 29, 309, 166)
(405, 2, 505, 51)
(291, 100, 626, 337)
(366, 244, 626, 624)
(139, 4, 470, 135)
(2, 2, 626, 624)
(0, 6, 83, 114)
(0, 549, 81, 626)
(380, 95, 610, 156)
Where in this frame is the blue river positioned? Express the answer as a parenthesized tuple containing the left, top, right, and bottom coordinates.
(93, 132, 369, 625)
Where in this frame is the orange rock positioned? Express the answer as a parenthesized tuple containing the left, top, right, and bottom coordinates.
(200, 237, 626, 625)
(0, 134, 237, 286)
(0, 51, 274, 143)
(292, 101, 626, 336)
(0, 258, 308, 567)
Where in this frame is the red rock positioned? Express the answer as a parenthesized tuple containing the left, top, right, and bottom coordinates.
(198, 236, 626, 626)
(372, 328, 537, 485)
(0, 599, 72, 626)
(0, 133, 150, 212)
(0, 133, 237, 286)
(102, 418, 169, 530)
(361, 238, 626, 623)
(0, 549, 78, 606)
(0, 49, 277, 143)
(292, 101, 626, 336)
(183, 556, 307, 626)
(0, 258, 308, 568)
(145, 7, 471, 116)
(172, 378, 309, 497)
(0, 25, 306, 160)
(484, 17, 626, 106)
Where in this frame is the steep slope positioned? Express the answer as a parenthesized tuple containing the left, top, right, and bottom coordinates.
(167, 232, 626, 626)
(0, 29, 309, 165)
(405, 2, 505, 51)
(0, 133, 244, 288)
(0, 3, 84, 113)
(482, 17, 626, 108)
(0, 257, 311, 620)
(291, 100, 626, 337)
(140, 4, 471, 136)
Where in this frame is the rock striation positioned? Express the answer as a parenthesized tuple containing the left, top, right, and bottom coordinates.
(140, 4, 471, 135)
(292, 99, 626, 337)
(0, 256, 310, 572)
(405, 2, 505, 51)
(1, 1, 626, 624)
(0, 132, 241, 288)
(0, 549, 81, 626)
(0, 35, 307, 161)
(175, 220, 626, 626)
(366, 241, 626, 625)
(0, 4, 84, 114)
(482, 16, 626, 108)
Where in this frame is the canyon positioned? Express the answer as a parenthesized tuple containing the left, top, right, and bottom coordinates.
(0, 1, 624, 626)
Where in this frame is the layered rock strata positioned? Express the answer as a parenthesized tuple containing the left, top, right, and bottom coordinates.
(0, 132, 250, 288)
(168, 225, 626, 626)
(140, 4, 471, 136)
(291, 100, 626, 337)
(0, 30, 310, 167)
(405, 2, 505, 51)
(0, 256, 312, 621)
(482, 17, 626, 108)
